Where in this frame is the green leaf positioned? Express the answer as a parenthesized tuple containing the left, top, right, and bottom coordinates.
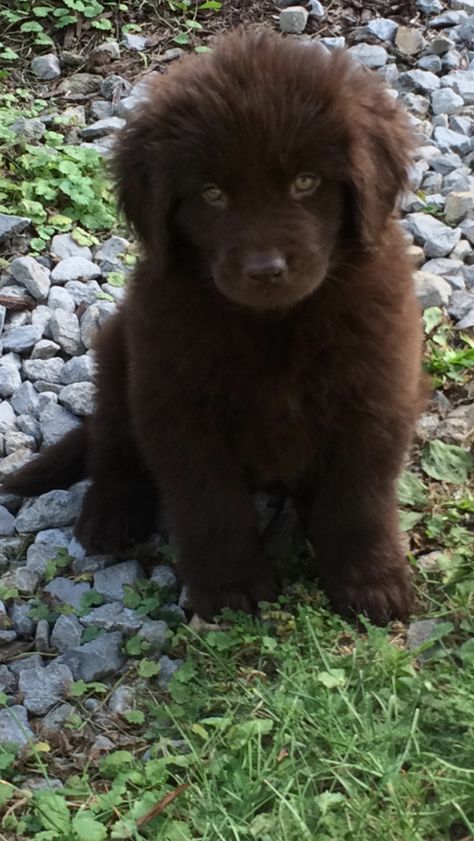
(123, 710, 145, 725)
(397, 471, 428, 507)
(0, 47, 19, 60)
(72, 811, 107, 841)
(399, 510, 424, 531)
(33, 6, 54, 17)
(317, 669, 346, 689)
(138, 658, 161, 678)
(315, 791, 346, 814)
(459, 639, 474, 663)
(423, 307, 443, 334)
(79, 589, 104, 612)
(422, 440, 473, 484)
(20, 21, 44, 32)
(35, 791, 71, 833)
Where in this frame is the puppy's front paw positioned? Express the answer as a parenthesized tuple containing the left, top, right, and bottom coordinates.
(188, 570, 280, 620)
(325, 561, 413, 625)
(75, 483, 156, 554)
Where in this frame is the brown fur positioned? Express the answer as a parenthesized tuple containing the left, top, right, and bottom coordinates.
(4, 30, 423, 623)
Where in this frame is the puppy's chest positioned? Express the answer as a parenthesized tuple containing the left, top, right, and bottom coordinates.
(225, 369, 331, 487)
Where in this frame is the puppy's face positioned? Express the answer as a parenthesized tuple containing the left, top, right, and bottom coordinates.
(174, 164, 346, 311)
(115, 31, 412, 312)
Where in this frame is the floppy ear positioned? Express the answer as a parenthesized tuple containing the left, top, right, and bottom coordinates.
(347, 76, 414, 248)
(112, 109, 171, 265)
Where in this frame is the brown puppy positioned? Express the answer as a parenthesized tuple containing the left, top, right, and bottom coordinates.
(4, 30, 423, 624)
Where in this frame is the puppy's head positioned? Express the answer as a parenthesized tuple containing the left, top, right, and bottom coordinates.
(115, 30, 413, 312)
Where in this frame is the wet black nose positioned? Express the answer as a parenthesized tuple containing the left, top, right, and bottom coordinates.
(244, 254, 287, 283)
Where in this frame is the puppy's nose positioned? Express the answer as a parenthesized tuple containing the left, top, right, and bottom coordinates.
(244, 254, 287, 283)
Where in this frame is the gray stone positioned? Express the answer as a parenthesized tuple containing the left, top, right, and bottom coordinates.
(431, 87, 464, 115)
(406, 212, 461, 257)
(90, 100, 114, 120)
(11, 117, 46, 143)
(318, 36, 345, 51)
(347, 43, 388, 68)
(59, 382, 96, 416)
(14, 566, 39, 595)
(100, 73, 132, 100)
(80, 304, 104, 349)
(123, 32, 147, 51)
(10, 256, 50, 300)
(4, 429, 35, 455)
(444, 191, 474, 224)
(0, 630, 17, 642)
(95, 235, 129, 262)
(51, 233, 92, 261)
(51, 257, 101, 284)
(406, 619, 438, 655)
(8, 655, 43, 677)
(156, 655, 183, 689)
(279, 6, 308, 33)
(0, 705, 34, 746)
(60, 631, 126, 680)
(27, 531, 70, 574)
(10, 603, 35, 636)
(108, 684, 135, 713)
(80, 116, 125, 139)
(31, 305, 52, 337)
(3, 325, 42, 354)
(431, 9, 468, 25)
(0, 505, 16, 536)
(433, 126, 472, 155)
(0, 214, 31, 243)
(50, 310, 83, 356)
(60, 354, 95, 384)
(447, 289, 474, 320)
(64, 280, 101, 306)
(0, 401, 16, 433)
(366, 18, 398, 41)
(460, 219, 474, 245)
(19, 661, 73, 714)
(31, 339, 61, 360)
(452, 0, 474, 10)
(395, 26, 425, 55)
(39, 402, 80, 447)
(50, 614, 83, 652)
(399, 92, 430, 117)
(396, 69, 441, 94)
(443, 70, 474, 104)
(58, 73, 101, 96)
(44, 577, 90, 609)
(0, 449, 35, 482)
(414, 271, 452, 307)
(47, 286, 76, 313)
(0, 364, 21, 397)
(16, 489, 81, 533)
(81, 602, 142, 633)
(40, 702, 74, 735)
(138, 618, 168, 648)
(35, 618, 50, 652)
(458, 14, 474, 42)
(150, 564, 178, 592)
(91, 40, 121, 62)
(31, 54, 61, 80)
(416, 0, 442, 10)
(94, 560, 144, 602)
(417, 54, 442, 73)
(23, 358, 64, 384)
(0, 665, 15, 692)
(429, 34, 455, 54)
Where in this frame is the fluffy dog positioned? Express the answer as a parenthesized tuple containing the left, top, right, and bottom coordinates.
(4, 29, 423, 623)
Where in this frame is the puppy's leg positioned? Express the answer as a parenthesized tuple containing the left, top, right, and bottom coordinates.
(75, 315, 157, 553)
(307, 431, 413, 625)
(131, 407, 279, 618)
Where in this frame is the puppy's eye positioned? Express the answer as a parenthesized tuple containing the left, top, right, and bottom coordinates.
(202, 183, 227, 208)
(291, 173, 320, 198)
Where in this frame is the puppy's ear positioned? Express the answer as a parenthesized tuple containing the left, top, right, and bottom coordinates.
(348, 76, 413, 247)
(112, 111, 170, 264)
